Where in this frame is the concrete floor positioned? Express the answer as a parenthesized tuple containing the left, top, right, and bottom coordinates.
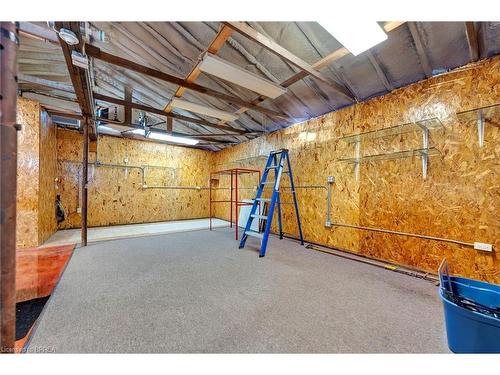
(29, 228, 448, 353)
(41, 218, 230, 247)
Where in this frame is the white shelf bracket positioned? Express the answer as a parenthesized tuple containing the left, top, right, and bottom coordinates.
(477, 109, 484, 147)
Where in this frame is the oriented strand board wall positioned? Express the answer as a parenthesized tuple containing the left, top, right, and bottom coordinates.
(212, 56, 500, 283)
(38, 111, 58, 244)
(57, 130, 213, 229)
(16, 98, 40, 249)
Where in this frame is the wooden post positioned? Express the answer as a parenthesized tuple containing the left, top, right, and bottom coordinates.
(166, 117, 173, 134)
(0, 21, 19, 354)
(81, 117, 89, 246)
(124, 87, 132, 125)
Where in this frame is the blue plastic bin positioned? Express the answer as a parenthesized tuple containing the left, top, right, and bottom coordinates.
(438, 260, 500, 353)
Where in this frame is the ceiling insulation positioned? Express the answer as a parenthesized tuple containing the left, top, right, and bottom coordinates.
(17, 21, 500, 150)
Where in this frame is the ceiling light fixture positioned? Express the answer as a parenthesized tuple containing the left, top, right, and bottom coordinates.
(170, 98, 238, 122)
(98, 125, 120, 134)
(198, 53, 287, 99)
(58, 28, 79, 46)
(319, 21, 387, 56)
(148, 132, 199, 145)
(129, 128, 146, 136)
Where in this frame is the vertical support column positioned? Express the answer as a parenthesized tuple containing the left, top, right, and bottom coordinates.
(0, 21, 19, 354)
(81, 117, 89, 246)
(124, 87, 132, 126)
(166, 117, 173, 134)
(235, 171, 239, 240)
(230, 171, 233, 228)
(209, 172, 212, 231)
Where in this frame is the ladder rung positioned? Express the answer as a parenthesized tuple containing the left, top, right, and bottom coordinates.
(261, 181, 275, 185)
(245, 230, 263, 239)
(266, 166, 279, 170)
(270, 149, 286, 155)
(283, 171, 290, 174)
(251, 214, 267, 220)
(256, 198, 271, 202)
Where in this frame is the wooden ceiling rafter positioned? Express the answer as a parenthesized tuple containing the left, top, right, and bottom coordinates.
(224, 21, 355, 101)
(84, 43, 289, 121)
(216, 21, 405, 125)
(164, 24, 234, 113)
(464, 22, 480, 62)
(367, 51, 394, 92)
(93, 92, 247, 135)
(408, 22, 433, 78)
(18, 22, 59, 45)
(55, 21, 97, 140)
(159, 24, 245, 140)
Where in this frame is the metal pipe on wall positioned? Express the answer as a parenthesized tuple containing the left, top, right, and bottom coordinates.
(81, 117, 89, 246)
(0, 21, 19, 354)
(330, 222, 475, 248)
(323, 175, 475, 248)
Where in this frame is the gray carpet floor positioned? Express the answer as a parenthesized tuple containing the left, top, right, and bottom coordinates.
(28, 228, 449, 353)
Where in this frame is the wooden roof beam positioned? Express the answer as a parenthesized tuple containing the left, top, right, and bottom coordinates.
(464, 22, 479, 62)
(408, 22, 433, 78)
(18, 73, 75, 93)
(84, 43, 289, 120)
(163, 24, 242, 136)
(164, 24, 233, 121)
(217, 21, 405, 123)
(55, 21, 97, 140)
(224, 21, 354, 101)
(18, 22, 59, 45)
(366, 51, 393, 92)
(93, 92, 248, 134)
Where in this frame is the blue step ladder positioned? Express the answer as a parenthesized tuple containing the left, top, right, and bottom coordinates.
(239, 149, 304, 257)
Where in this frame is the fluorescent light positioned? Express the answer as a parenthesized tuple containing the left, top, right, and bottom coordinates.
(170, 98, 238, 122)
(198, 53, 287, 99)
(320, 21, 387, 56)
(98, 125, 121, 134)
(148, 132, 199, 145)
(98, 125, 116, 132)
(129, 128, 145, 136)
(124, 127, 199, 146)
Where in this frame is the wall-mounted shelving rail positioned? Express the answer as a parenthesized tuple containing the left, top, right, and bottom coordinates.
(456, 103, 499, 147)
(337, 118, 444, 180)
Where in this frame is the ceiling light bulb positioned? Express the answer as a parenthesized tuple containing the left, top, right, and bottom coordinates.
(129, 128, 145, 136)
(148, 132, 199, 145)
(58, 28, 79, 46)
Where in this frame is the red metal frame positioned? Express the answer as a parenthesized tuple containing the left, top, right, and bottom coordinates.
(209, 168, 261, 240)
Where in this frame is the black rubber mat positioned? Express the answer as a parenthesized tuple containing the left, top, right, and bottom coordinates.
(16, 296, 50, 340)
